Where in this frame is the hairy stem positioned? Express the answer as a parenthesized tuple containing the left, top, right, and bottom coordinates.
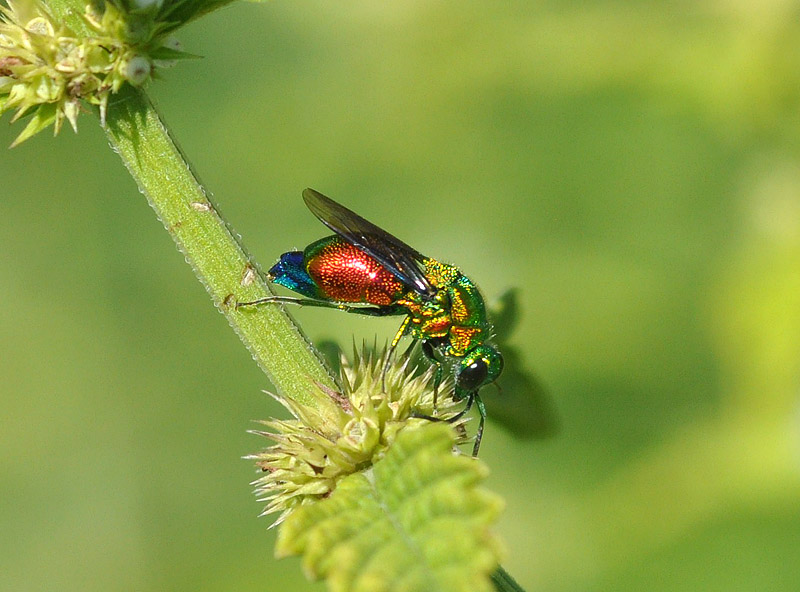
(103, 86, 338, 412)
(492, 566, 526, 592)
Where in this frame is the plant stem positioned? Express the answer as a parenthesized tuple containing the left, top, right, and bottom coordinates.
(103, 86, 339, 413)
(491, 566, 526, 592)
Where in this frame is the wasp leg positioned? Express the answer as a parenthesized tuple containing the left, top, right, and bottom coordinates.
(237, 295, 403, 317)
(421, 340, 443, 412)
(472, 393, 486, 457)
(446, 390, 475, 423)
(444, 393, 485, 456)
(382, 316, 412, 392)
(409, 410, 439, 422)
(380, 339, 419, 393)
(412, 393, 471, 424)
(411, 392, 483, 457)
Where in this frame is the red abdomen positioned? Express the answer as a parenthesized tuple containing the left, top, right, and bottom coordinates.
(305, 236, 405, 305)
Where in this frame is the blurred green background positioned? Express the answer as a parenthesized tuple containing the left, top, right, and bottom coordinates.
(3, 1, 800, 590)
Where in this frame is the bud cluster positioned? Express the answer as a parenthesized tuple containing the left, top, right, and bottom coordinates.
(249, 348, 468, 525)
(0, 0, 188, 145)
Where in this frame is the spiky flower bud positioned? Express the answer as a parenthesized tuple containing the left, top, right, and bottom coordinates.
(0, 0, 196, 145)
(249, 347, 470, 526)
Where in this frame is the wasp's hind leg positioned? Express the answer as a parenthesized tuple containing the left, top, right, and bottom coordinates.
(237, 295, 404, 318)
(236, 295, 331, 309)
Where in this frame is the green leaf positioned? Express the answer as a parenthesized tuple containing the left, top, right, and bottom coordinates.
(10, 103, 58, 147)
(276, 423, 504, 592)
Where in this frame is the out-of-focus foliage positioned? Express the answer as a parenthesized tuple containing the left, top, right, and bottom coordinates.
(1, 1, 799, 591)
(276, 423, 503, 592)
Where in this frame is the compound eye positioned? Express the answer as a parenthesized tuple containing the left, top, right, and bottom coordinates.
(457, 358, 489, 393)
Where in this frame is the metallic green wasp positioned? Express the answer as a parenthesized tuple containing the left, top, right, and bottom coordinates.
(242, 189, 503, 455)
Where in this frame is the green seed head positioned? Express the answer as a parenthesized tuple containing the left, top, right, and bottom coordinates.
(0, 0, 195, 145)
(249, 346, 469, 525)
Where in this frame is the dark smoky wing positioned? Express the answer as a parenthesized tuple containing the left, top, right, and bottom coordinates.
(302, 188, 436, 298)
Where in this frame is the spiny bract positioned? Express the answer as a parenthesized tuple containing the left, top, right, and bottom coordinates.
(249, 346, 470, 525)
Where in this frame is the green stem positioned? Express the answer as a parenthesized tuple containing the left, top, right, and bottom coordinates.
(103, 86, 338, 413)
(491, 566, 526, 592)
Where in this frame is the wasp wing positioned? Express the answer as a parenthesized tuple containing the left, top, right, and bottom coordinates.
(303, 188, 436, 298)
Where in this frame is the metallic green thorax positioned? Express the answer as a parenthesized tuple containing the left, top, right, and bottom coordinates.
(396, 258, 491, 358)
